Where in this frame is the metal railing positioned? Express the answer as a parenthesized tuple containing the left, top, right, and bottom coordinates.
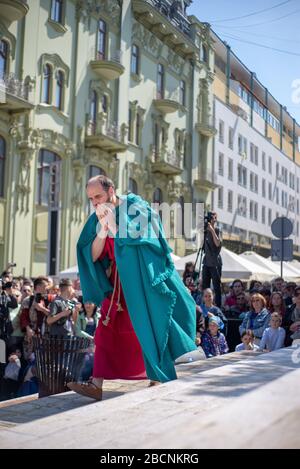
(86, 116, 123, 142)
(143, 0, 191, 37)
(0, 72, 31, 101)
(89, 46, 123, 65)
(153, 146, 182, 169)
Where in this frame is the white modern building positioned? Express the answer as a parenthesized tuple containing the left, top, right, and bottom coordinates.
(211, 31, 300, 256)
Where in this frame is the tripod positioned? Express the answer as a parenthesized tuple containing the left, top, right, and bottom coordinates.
(192, 231, 207, 282)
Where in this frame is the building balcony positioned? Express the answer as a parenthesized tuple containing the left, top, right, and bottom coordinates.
(194, 168, 219, 191)
(85, 114, 128, 153)
(150, 145, 183, 175)
(89, 48, 125, 81)
(132, 0, 196, 57)
(153, 90, 180, 114)
(0, 73, 33, 112)
(0, 0, 29, 25)
(196, 115, 217, 137)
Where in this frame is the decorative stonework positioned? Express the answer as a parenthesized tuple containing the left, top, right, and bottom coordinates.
(132, 22, 163, 60)
(39, 53, 70, 85)
(76, 0, 121, 29)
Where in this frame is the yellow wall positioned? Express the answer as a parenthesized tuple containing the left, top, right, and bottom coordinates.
(229, 90, 240, 106)
(295, 149, 300, 166)
(267, 125, 280, 149)
(282, 135, 294, 160)
(213, 75, 227, 103)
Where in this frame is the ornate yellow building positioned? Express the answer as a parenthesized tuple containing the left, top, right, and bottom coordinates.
(0, 0, 216, 276)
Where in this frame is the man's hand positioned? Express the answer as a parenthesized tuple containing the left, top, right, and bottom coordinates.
(96, 203, 117, 235)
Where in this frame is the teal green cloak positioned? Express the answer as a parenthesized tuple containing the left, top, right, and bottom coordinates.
(77, 193, 197, 382)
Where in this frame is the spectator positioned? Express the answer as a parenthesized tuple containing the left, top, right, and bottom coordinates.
(200, 288, 227, 334)
(74, 302, 100, 340)
(47, 279, 81, 337)
(269, 292, 286, 319)
(195, 305, 205, 346)
(1, 350, 22, 400)
(239, 293, 270, 346)
(259, 287, 272, 311)
(0, 282, 17, 345)
(7, 289, 24, 354)
(224, 279, 244, 311)
(227, 291, 249, 318)
(283, 282, 296, 308)
(201, 316, 229, 358)
(20, 284, 33, 303)
(235, 330, 259, 351)
(259, 312, 286, 352)
(272, 277, 284, 293)
(249, 280, 262, 293)
(288, 286, 300, 345)
(183, 262, 196, 285)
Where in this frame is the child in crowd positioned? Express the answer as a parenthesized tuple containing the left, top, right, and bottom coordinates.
(259, 312, 286, 352)
(235, 330, 259, 351)
(201, 315, 229, 358)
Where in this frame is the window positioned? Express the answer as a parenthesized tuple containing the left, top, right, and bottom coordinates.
(267, 111, 280, 132)
(136, 113, 140, 146)
(219, 120, 224, 143)
(238, 134, 247, 157)
(218, 186, 223, 209)
(183, 139, 188, 169)
(262, 206, 266, 224)
(238, 165, 247, 187)
(157, 64, 164, 99)
(262, 179, 266, 198)
(250, 173, 258, 193)
(268, 208, 272, 226)
(0, 40, 9, 79)
(250, 201, 258, 221)
(237, 195, 247, 217)
(179, 80, 186, 107)
(36, 150, 59, 206)
(97, 19, 107, 60)
(50, 0, 63, 23)
(297, 199, 299, 215)
(268, 182, 272, 201)
(228, 127, 234, 149)
(218, 152, 224, 176)
(131, 44, 139, 75)
(250, 143, 254, 163)
(276, 187, 279, 204)
(153, 187, 163, 204)
(228, 190, 233, 212)
(262, 152, 266, 170)
(228, 158, 233, 181)
(43, 64, 52, 104)
(55, 70, 64, 110)
(128, 178, 138, 194)
(268, 156, 272, 174)
(90, 91, 97, 133)
(0, 136, 6, 197)
(276, 162, 279, 178)
(89, 166, 105, 178)
(297, 177, 299, 193)
(254, 146, 258, 165)
(201, 44, 208, 64)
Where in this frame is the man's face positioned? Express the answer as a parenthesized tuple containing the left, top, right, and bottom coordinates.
(236, 294, 246, 307)
(36, 281, 48, 294)
(87, 183, 111, 209)
(275, 279, 283, 291)
(233, 282, 243, 296)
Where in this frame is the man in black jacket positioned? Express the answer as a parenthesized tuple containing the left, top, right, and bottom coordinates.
(202, 212, 222, 308)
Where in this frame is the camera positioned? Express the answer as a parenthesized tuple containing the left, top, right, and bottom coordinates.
(66, 299, 77, 313)
(204, 211, 214, 232)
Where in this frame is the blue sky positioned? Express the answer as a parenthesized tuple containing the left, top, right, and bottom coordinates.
(188, 0, 300, 123)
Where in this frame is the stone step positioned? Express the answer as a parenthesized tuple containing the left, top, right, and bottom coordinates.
(0, 347, 298, 448)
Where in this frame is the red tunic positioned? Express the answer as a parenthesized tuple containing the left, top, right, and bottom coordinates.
(93, 236, 147, 380)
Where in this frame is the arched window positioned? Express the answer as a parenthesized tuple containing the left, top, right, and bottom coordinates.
(36, 150, 59, 206)
(43, 64, 52, 104)
(51, 0, 63, 23)
(89, 166, 106, 179)
(0, 40, 9, 79)
(97, 19, 107, 60)
(0, 136, 6, 197)
(153, 187, 163, 204)
(55, 70, 64, 110)
(128, 178, 138, 195)
(131, 44, 139, 75)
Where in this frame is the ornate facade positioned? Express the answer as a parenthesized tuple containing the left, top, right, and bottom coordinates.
(0, 0, 216, 275)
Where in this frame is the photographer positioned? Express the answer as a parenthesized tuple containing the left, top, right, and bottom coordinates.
(20, 276, 51, 339)
(0, 282, 18, 343)
(47, 279, 81, 337)
(202, 212, 222, 308)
